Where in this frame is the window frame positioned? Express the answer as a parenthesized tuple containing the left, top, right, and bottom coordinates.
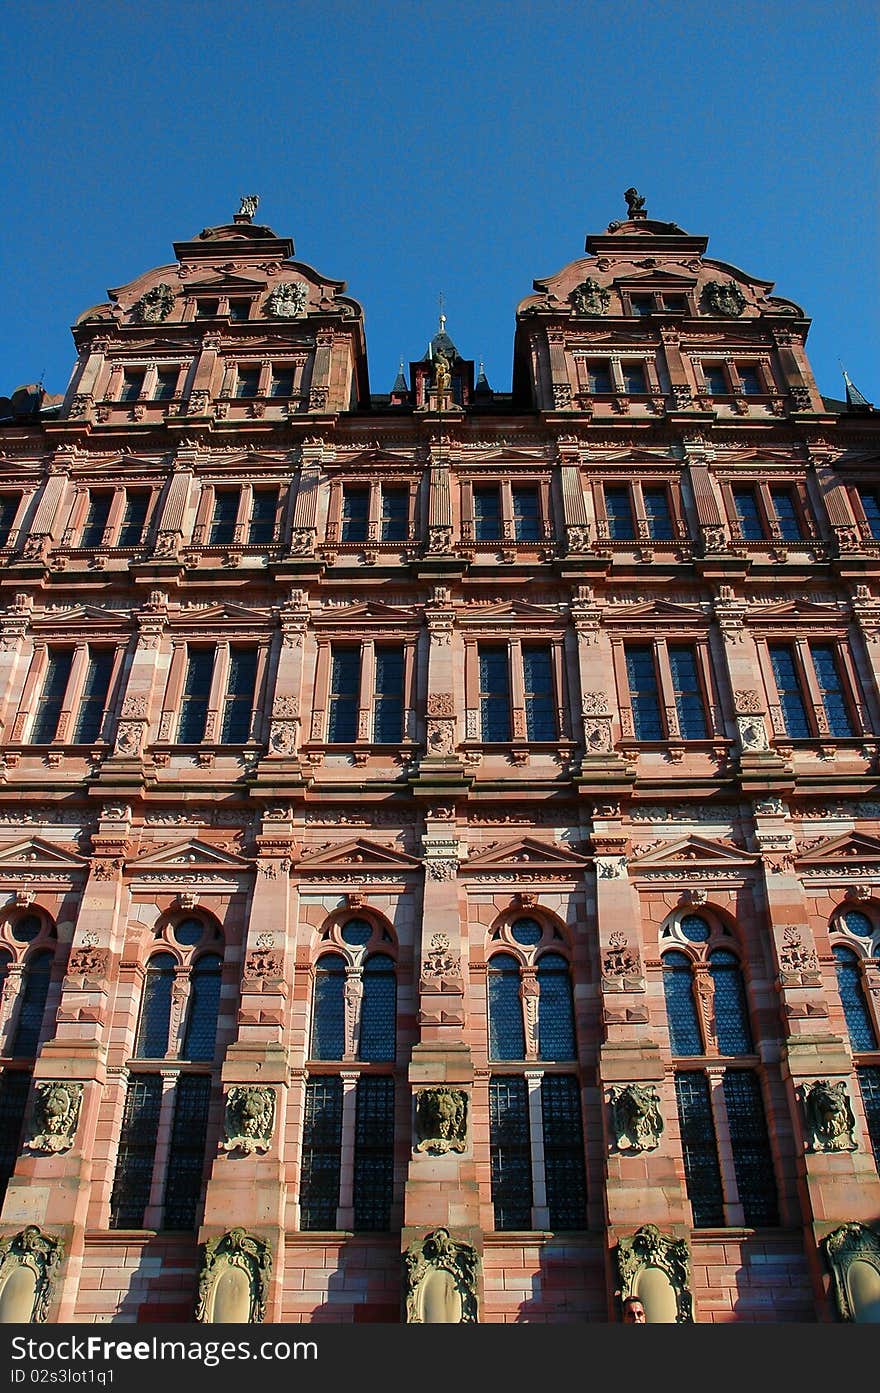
(460, 475, 553, 548)
(616, 636, 717, 744)
(760, 637, 864, 742)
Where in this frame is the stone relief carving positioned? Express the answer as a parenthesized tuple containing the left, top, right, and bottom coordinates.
(269, 723, 298, 755)
(737, 714, 768, 751)
(26, 1082, 83, 1154)
(265, 281, 307, 318)
(195, 1229, 272, 1324)
(66, 945, 108, 979)
(803, 1079, 858, 1152)
(822, 1222, 880, 1323)
(734, 690, 762, 715)
(421, 932, 461, 979)
(569, 278, 610, 316)
(133, 284, 175, 323)
(602, 932, 641, 979)
(616, 1224, 693, 1323)
(426, 719, 456, 756)
(114, 721, 145, 757)
(242, 948, 283, 982)
(426, 693, 455, 717)
(779, 927, 819, 974)
(703, 280, 746, 317)
(0, 1227, 63, 1323)
(426, 859, 458, 881)
(221, 1086, 276, 1155)
(403, 1228, 480, 1324)
(610, 1083, 664, 1153)
(414, 1088, 468, 1154)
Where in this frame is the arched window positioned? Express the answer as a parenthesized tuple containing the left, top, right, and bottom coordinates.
(359, 953, 396, 1062)
(536, 952, 576, 1060)
(135, 952, 175, 1058)
(662, 951, 703, 1056)
(838, 909, 874, 938)
(182, 954, 223, 1061)
(708, 949, 753, 1054)
(833, 945, 878, 1050)
(311, 954, 346, 1060)
(488, 953, 525, 1060)
(10, 949, 53, 1057)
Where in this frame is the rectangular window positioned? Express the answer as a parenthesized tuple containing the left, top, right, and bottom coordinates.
(732, 486, 765, 541)
(489, 1076, 533, 1230)
(622, 362, 648, 394)
(663, 294, 688, 314)
(235, 368, 260, 399)
(162, 1074, 211, 1230)
(0, 496, 18, 547)
(327, 648, 360, 743)
(512, 485, 541, 541)
(473, 485, 502, 540)
(768, 487, 803, 541)
(479, 646, 511, 742)
(353, 1076, 394, 1232)
(153, 369, 178, 401)
(669, 646, 708, 740)
(228, 299, 250, 321)
(643, 486, 674, 540)
(541, 1075, 587, 1230)
(221, 647, 258, 743)
(624, 644, 663, 740)
(0, 1072, 31, 1211)
(119, 371, 145, 403)
(300, 1077, 343, 1231)
(722, 1071, 779, 1226)
(117, 492, 150, 547)
(674, 1072, 725, 1228)
(737, 365, 763, 396)
(209, 489, 240, 545)
(856, 487, 880, 540)
(630, 295, 653, 317)
(768, 643, 811, 739)
(109, 1074, 163, 1229)
(195, 300, 219, 319)
(31, 649, 74, 744)
(72, 649, 114, 743)
(587, 360, 612, 394)
(811, 644, 856, 737)
(857, 1066, 880, 1170)
(177, 648, 215, 744)
(80, 492, 113, 548)
(703, 363, 729, 396)
(248, 489, 279, 544)
(269, 368, 294, 397)
(380, 486, 409, 542)
(523, 646, 555, 741)
(373, 647, 404, 743)
(604, 485, 635, 540)
(341, 486, 369, 542)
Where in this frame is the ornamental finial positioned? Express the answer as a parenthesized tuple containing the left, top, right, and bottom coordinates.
(237, 194, 260, 222)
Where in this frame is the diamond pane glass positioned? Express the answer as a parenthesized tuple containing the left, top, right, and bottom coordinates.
(300, 1077, 343, 1230)
(857, 1067, 880, 1170)
(811, 644, 855, 737)
(625, 645, 663, 740)
(340, 919, 372, 947)
(11, 950, 53, 1058)
(135, 954, 175, 1058)
(489, 1076, 532, 1230)
(669, 647, 708, 739)
(768, 645, 810, 738)
(173, 918, 204, 947)
(841, 911, 873, 938)
(722, 1070, 779, 1226)
(182, 955, 222, 1062)
(537, 953, 576, 1061)
(311, 956, 346, 1060)
(510, 918, 542, 947)
(680, 915, 710, 943)
(708, 950, 753, 1055)
(163, 1074, 211, 1230)
(674, 1072, 724, 1227)
(353, 1076, 394, 1231)
(109, 1074, 162, 1229)
(834, 946, 878, 1050)
(605, 486, 635, 540)
(479, 647, 510, 742)
(541, 1075, 586, 1229)
(359, 955, 396, 1062)
(663, 952, 703, 1056)
(0, 1069, 31, 1210)
(488, 954, 525, 1060)
(523, 646, 555, 741)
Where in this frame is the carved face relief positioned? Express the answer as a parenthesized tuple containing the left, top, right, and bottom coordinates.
(26, 1082, 83, 1154)
(803, 1079, 858, 1152)
(610, 1083, 664, 1153)
(221, 1086, 276, 1155)
(414, 1088, 468, 1154)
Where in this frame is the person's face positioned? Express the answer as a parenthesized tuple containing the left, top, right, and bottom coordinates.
(623, 1298, 646, 1323)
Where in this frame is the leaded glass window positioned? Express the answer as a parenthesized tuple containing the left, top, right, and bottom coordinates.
(248, 490, 278, 543)
(221, 647, 258, 743)
(153, 369, 178, 402)
(674, 1072, 724, 1227)
(708, 950, 753, 1055)
(669, 646, 708, 739)
(31, 649, 73, 744)
(643, 486, 673, 540)
(359, 954, 396, 1062)
(11, 914, 42, 943)
(834, 946, 878, 1050)
(857, 1066, 880, 1170)
(235, 368, 259, 399)
(353, 1076, 394, 1231)
(80, 492, 113, 547)
(341, 486, 369, 542)
(768, 644, 810, 738)
(811, 645, 855, 738)
(857, 487, 880, 540)
(118, 491, 150, 546)
(327, 648, 360, 743)
(10, 950, 53, 1058)
(109, 1074, 163, 1229)
(73, 649, 114, 743)
(209, 489, 239, 544)
(473, 485, 502, 540)
(703, 363, 729, 396)
(489, 1076, 532, 1230)
(587, 360, 612, 394)
(840, 910, 873, 938)
(163, 1074, 211, 1229)
(182, 954, 222, 1062)
(479, 647, 511, 742)
(373, 647, 404, 743)
(0, 1070, 31, 1209)
(680, 915, 710, 943)
(135, 953, 175, 1059)
(604, 485, 635, 540)
(541, 1075, 586, 1229)
(769, 488, 803, 541)
(512, 486, 541, 541)
(625, 645, 663, 740)
(488, 954, 525, 1060)
(722, 1070, 779, 1226)
(523, 646, 555, 741)
(738, 365, 763, 397)
(380, 486, 409, 542)
(663, 951, 703, 1056)
(340, 919, 372, 947)
(300, 1077, 343, 1230)
(537, 953, 576, 1061)
(176, 648, 214, 744)
(732, 487, 764, 541)
(0, 495, 19, 547)
(173, 918, 204, 947)
(622, 362, 647, 394)
(311, 955, 346, 1060)
(510, 918, 542, 947)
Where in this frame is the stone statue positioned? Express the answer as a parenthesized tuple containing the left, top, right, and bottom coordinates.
(133, 283, 175, 324)
(610, 1082, 664, 1153)
(238, 195, 260, 219)
(403, 1228, 480, 1323)
(803, 1079, 858, 1152)
(624, 188, 646, 218)
(414, 1088, 468, 1154)
(433, 350, 452, 394)
(221, 1086, 276, 1155)
(26, 1082, 83, 1154)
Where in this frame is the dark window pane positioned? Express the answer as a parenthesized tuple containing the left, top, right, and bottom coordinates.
(177, 649, 215, 744)
(512, 486, 540, 541)
(11, 915, 41, 944)
(473, 486, 501, 540)
(541, 1075, 586, 1229)
(703, 364, 728, 396)
(625, 644, 663, 741)
(622, 362, 647, 393)
(221, 648, 258, 743)
(209, 490, 239, 544)
(489, 1076, 532, 1230)
(373, 647, 404, 743)
(857, 488, 880, 540)
(732, 487, 764, 540)
(380, 487, 409, 542)
(631, 296, 653, 317)
(235, 369, 260, 399)
(0, 496, 19, 547)
(109, 1074, 162, 1229)
(300, 1077, 343, 1230)
(182, 955, 222, 1062)
(153, 370, 178, 402)
(811, 644, 855, 738)
(587, 360, 612, 393)
(488, 954, 525, 1060)
(327, 648, 360, 743)
(479, 646, 510, 742)
(605, 485, 635, 539)
(173, 918, 204, 948)
(341, 487, 369, 542)
(669, 647, 708, 740)
(73, 649, 114, 743)
(248, 490, 278, 544)
(359, 955, 396, 1062)
(195, 301, 218, 319)
(228, 300, 250, 322)
(643, 486, 673, 540)
(10, 951, 53, 1058)
(31, 650, 73, 744)
(722, 1070, 779, 1225)
(80, 493, 113, 548)
(769, 644, 810, 738)
(709, 950, 753, 1055)
(353, 1076, 394, 1231)
(834, 946, 878, 1050)
(663, 951, 703, 1056)
(311, 956, 346, 1060)
(118, 492, 149, 546)
(675, 1072, 725, 1227)
(269, 369, 294, 397)
(769, 488, 803, 542)
(163, 1074, 211, 1229)
(0, 1068, 31, 1209)
(738, 366, 762, 396)
(663, 295, 687, 314)
(135, 953, 175, 1058)
(537, 953, 576, 1060)
(858, 1066, 880, 1170)
(523, 646, 555, 741)
(119, 372, 144, 403)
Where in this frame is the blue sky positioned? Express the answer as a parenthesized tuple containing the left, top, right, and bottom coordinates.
(1, 0, 876, 403)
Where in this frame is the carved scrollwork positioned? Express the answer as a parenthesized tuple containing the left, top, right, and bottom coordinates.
(616, 1224, 693, 1323)
(802, 1079, 858, 1152)
(243, 948, 283, 982)
(66, 945, 108, 979)
(426, 693, 455, 717)
(26, 1082, 83, 1154)
(414, 1088, 468, 1154)
(403, 1229, 480, 1323)
(221, 1086, 276, 1155)
(195, 1229, 272, 1324)
(264, 281, 307, 319)
(133, 284, 175, 323)
(0, 1227, 64, 1323)
(569, 278, 610, 317)
(609, 1083, 664, 1153)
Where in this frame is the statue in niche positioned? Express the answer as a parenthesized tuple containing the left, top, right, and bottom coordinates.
(703, 280, 746, 318)
(0, 1227, 63, 1324)
(569, 278, 610, 317)
(195, 1229, 272, 1324)
(414, 1088, 468, 1154)
(822, 1222, 880, 1323)
(802, 1079, 858, 1152)
(609, 1083, 663, 1153)
(221, 1086, 275, 1155)
(404, 1229, 480, 1323)
(26, 1081, 83, 1154)
(616, 1224, 693, 1323)
(433, 350, 453, 394)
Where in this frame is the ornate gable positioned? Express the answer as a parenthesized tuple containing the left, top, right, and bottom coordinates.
(466, 837, 588, 871)
(131, 839, 251, 871)
(630, 835, 755, 867)
(298, 838, 421, 871)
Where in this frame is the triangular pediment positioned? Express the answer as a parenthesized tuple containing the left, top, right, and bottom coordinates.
(132, 838, 250, 870)
(299, 838, 421, 869)
(167, 602, 270, 625)
(466, 837, 588, 870)
(631, 835, 754, 866)
(797, 833, 880, 866)
(0, 837, 88, 869)
(463, 599, 562, 620)
(605, 600, 707, 620)
(318, 601, 417, 621)
(613, 269, 697, 287)
(745, 600, 843, 619)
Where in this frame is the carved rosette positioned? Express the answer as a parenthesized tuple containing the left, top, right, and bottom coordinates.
(403, 1229, 480, 1323)
(221, 1086, 276, 1155)
(822, 1222, 880, 1322)
(609, 1083, 664, 1153)
(616, 1224, 693, 1323)
(802, 1079, 858, 1152)
(414, 1088, 468, 1154)
(195, 1229, 272, 1324)
(0, 1227, 64, 1323)
(26, 1082, 83, 1154)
